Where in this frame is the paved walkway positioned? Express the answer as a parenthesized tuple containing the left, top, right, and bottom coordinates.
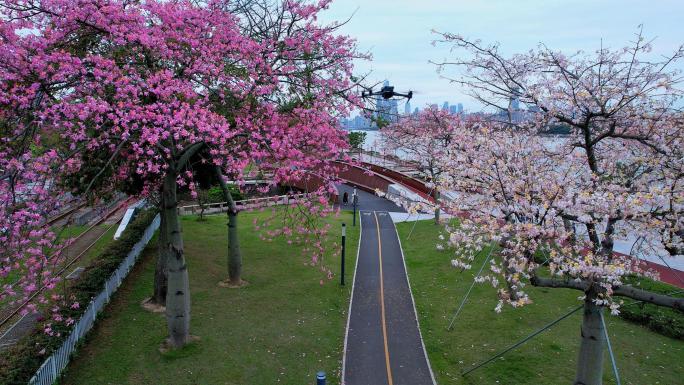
(343, 210, 435, 385)
(336, 184, 406, 213)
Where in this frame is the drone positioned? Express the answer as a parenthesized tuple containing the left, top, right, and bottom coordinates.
(361, 85, 413, 101)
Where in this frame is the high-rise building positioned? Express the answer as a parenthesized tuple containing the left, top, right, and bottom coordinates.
(413, 107, 419, 115)
(404, 101, 411, 115)
(509, 96, 520, 111)
(449, 105, 458, 114)
(374, 80, 400, 124)
(390, 99, 399, 119)
(509, 87, 521, 111)
(457, 103, 463, 113)
(442, 101, 449, 111)
(509, 89, 522, 123)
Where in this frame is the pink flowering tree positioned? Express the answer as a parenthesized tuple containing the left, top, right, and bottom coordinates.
(1, 0, 358, 349)
(0, 0, 93, 323)
(200, 0, 361, 287)
(382, 107, 464, 223)
(432, 30, 684, 384)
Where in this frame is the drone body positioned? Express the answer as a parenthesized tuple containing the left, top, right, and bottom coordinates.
(362, 85, 413, 101)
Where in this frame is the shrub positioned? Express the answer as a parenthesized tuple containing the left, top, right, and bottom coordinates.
(207, 184, 243, 203)
(0, 209, 158, 385)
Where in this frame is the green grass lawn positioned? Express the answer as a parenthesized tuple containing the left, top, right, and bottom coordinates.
(78, 224, 119, 266)
(55, 224, 91, 241)
(396, 220, 684, 385)
(59, 210, 359, 385)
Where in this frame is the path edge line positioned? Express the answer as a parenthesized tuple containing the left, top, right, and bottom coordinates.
(375, 211, 394, 385)
(392, 219, 438, 385)
(340, 209, 364, 385)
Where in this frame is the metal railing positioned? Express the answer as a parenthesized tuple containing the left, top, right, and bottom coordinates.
(29, 214, 160, 385)
(177, 193, 311, 216)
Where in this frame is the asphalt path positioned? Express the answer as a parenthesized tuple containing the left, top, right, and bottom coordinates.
(343, 210, 434, 385)
(336, 184, 407, 213)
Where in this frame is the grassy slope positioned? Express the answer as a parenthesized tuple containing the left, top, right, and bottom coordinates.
(0, 224, 114, 287)
(396, 220, 684, 385)
(68, 224, 119, 268)
(59, 210, 359, 385)
(0, 224, 116, 312)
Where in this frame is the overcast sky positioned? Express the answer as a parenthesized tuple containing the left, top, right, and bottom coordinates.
(318, 0, 684, 113)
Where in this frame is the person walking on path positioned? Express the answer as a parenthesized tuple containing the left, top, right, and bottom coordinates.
(342, 191, 349, 205)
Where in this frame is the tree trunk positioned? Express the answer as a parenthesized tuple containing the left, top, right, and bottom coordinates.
(574, 294, 605, 385)
(434, 190, 440, 224)
(162, 170, 191, 348)
(215, 167, 242, 284)
(152, 195, 169, 305)
(563, 217, 575, 244)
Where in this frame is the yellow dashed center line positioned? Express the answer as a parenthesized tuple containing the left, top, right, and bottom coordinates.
(374, 211, 394, 385)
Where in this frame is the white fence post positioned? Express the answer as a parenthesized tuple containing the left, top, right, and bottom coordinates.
(50, 356, 57, 380)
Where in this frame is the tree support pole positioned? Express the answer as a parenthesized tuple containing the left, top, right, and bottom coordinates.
(462, 305, 583, 377)
(600, 311, 621, 385)
(447, 246, 494, 331)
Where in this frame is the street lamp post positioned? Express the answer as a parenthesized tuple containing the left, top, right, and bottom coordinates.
(341, 223, 346, 286)
(352, 189, 358, 227)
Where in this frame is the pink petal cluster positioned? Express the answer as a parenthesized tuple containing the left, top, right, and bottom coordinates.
(1, 0, 361, 329)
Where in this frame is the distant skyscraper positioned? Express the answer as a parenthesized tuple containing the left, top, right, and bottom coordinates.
(509, 87, 521, 111)
(449, 105, 458, 114)
(509, 96, 520, 111)
(374, 80, 400, 124)
(508, 88, 522, 123)
(442, 101, 449, 111)
(457, 103, 463, 113)
(413, 107, 419, 115)
(404, 101, 411, 115)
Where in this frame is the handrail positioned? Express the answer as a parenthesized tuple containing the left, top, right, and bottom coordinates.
(177, 193, 311, 215)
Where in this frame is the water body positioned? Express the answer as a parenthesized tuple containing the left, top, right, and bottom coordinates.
(350, 129, 382, 152)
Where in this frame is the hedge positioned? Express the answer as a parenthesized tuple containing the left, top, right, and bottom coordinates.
(0, 209, 158, 385)
(531, 253, 683, 339)
(207, 184, 244, 202)
(618, 275, 684, 340)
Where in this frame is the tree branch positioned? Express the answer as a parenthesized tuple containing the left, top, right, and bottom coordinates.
(531, 276, 684, 311)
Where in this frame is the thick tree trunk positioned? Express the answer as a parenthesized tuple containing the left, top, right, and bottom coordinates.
(152, 196, 169, 305)
(531, 276, 684, 384)
(215, 167, 242, 284)
(162, 170, 191, 348)
(574, 294, 605, 385)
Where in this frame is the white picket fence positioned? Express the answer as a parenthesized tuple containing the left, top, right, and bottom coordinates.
(29, 214, 160, 385)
